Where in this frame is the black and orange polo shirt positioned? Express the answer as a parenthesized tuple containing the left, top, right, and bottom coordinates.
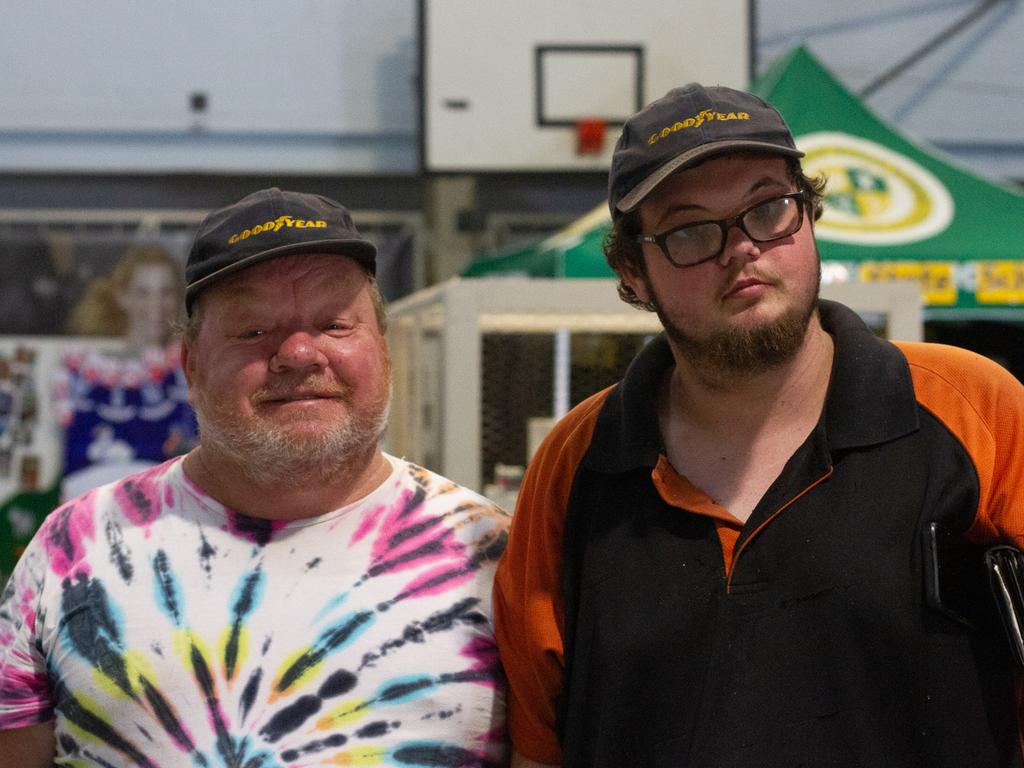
(495, 300, 1024, 767)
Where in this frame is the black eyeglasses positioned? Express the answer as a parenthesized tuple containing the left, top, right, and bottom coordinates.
(635, 192, 806, 268)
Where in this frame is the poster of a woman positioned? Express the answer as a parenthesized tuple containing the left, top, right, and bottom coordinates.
(53, 244, 196, 500)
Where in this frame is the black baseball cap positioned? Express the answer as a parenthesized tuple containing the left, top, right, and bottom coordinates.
(608, 83, 804, 217)
(185, 187, 377, 314)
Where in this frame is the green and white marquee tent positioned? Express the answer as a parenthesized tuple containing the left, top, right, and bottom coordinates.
(464, 45, 1024, 318)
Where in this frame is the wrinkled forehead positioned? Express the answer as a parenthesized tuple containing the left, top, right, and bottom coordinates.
(198, 252, 370, 317)
(219, 252, 365, 294)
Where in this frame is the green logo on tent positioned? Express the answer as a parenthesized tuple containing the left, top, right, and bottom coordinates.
(797, 132, 954, 246)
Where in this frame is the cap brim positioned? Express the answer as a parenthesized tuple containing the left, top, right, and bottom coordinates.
(615, 140, 805, 214)
(185, 238, 377, 312)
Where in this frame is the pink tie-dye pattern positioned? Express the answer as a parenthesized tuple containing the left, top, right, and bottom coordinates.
(369, 492, 463, 573)
(353, 475, 502, 609)
(478, 725, 508, 745)
(397, 562, 475, 599)
(460, 636, 499, 675)
(14, 587, 38, 636)
(0, 651, 51, 728)
(350, 497, 390, 545)
(114, 461, 173, 528)
(1, 663, 49, 695)
(43, 499, 97, 579)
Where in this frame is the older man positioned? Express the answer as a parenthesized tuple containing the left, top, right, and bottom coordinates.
(0, 188, 509, 767)
(495, 84, 1024, 767)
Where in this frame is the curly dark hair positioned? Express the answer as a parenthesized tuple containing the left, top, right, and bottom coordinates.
(604, 155, 828, 311)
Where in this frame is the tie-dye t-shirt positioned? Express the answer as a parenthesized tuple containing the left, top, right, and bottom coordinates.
(0, 454, 510, 767)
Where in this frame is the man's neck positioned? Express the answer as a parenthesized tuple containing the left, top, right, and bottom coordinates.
(182, 446, 393, 521)
(658, 317, 835, 523)
(667, 315, 834, 436)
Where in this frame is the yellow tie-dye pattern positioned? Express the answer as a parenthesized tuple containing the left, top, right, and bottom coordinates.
(325, 747, 387, 765)
(63, 691, 112, 741)
(270, 647, 323, 700)
(90, 648, 156, 700)
(91, 665, 134, 700)
(315, 698, 371, 729)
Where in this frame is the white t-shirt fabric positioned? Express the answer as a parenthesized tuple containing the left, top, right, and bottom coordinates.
(0, 454, 510, 766)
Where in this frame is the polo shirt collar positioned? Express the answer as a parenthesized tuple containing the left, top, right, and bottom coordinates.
(818, 299, 919, 450)
(583, 299, 919, 473)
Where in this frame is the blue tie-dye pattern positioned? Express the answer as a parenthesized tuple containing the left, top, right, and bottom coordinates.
(313, 591, 350, 623)
(0, 456, 508, 766)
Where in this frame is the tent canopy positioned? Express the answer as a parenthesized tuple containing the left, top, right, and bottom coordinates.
(463, 45, 1024, 317)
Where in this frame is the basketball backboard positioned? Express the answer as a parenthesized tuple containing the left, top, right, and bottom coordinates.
(421, 0, 752, 172)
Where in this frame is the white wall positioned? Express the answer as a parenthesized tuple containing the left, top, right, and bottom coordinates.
(1, 0, 1022, 181)
(0, 0, 418, 173)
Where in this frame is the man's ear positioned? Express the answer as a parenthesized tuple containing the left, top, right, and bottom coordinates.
(620, 261, 652, 306)
(180, 336, 196, 396)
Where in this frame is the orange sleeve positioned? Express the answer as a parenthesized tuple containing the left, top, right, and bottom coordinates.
(493, 388, 611, 765)
(895, 341, 1024, 544)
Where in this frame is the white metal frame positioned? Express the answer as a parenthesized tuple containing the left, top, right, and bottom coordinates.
(385, 276, 923, 492)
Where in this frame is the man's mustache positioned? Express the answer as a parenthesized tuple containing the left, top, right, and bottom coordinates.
(251, 376, 350, 404)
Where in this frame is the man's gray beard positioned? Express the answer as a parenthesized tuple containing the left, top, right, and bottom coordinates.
(194, 398, 390, 489)
(647, 271, 820, 383)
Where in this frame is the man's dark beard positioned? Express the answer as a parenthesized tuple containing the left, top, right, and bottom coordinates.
(646, 263, 820, 380)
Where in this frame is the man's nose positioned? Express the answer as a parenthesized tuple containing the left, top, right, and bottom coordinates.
(715, 223, 761, 267)
(270, 331, 328, 372)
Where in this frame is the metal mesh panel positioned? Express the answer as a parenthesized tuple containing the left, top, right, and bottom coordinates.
(479, 331, 651, 487)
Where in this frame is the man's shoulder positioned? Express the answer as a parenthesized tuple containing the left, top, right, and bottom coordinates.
(893, 340, 1024, 434)
(49, 457, 183, 528)
(387, 455, 510, 521)
(545, 386, 617, 451)
(893, 340, 1022, 398)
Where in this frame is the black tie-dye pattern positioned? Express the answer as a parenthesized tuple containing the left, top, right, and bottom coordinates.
(46, 506, 80, 567)
(138, 677, 201, 759)
(59, 575, 135, 698)
(259, 694, 322, 742)
(225, 566, 263, 680)
(105, 517, 134, 583)
(120, 479, 158, 524)
(54, 682, 157, 768)
(275, 610, 374, 693)
(318, 668, 358, 697)
(360, 599, 486, 669)
(239, 668, 263, 723)
(152, 550, 182, 625)
(280, 732, 348, 762)
(259, 669, 358, 742)
(357, 720, 395, 737)
(0, 457, 509, 765)
(189, 641, 238, 766)
(393, 743, 489, 766)
(229, 513, 277, 547)
(197, 529, 217, 575)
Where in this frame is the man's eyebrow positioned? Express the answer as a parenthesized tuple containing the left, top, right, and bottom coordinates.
(654, 175, 791, 224)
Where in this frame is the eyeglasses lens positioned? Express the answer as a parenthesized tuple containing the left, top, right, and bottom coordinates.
(664, 195, 802, 266)
(744, 196, 800, 240)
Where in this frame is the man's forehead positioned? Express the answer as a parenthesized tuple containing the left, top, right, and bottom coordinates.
(203, 253, 367, 313)
(243, 251, 363, 279)
(218, 253, 364, 292)
(648, 153, 791, 209)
